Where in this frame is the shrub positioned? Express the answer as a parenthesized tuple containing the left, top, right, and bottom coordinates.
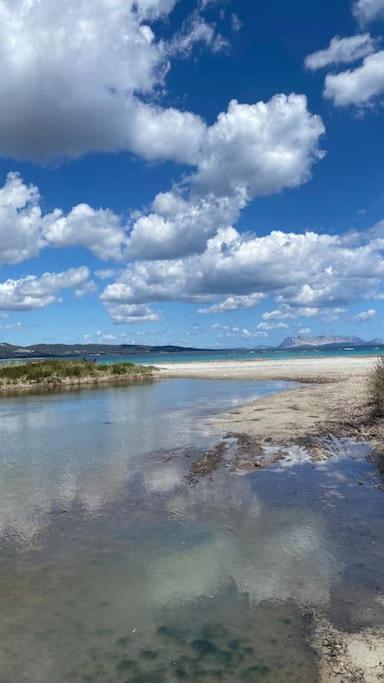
(368, 356, 384, 416)
(0, 359, 155, 386)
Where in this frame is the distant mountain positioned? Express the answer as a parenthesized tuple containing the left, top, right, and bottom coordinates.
(279, 335, 368, 349)
(0, 343, 209, 360)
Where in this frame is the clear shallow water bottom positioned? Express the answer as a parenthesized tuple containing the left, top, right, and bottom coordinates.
(0, 379, 384, 682)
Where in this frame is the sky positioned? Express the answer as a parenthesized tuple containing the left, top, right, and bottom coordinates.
(1, 0, 384, 349)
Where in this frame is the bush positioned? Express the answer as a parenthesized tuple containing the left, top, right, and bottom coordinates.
(368, 356, 384, 416)
(0, 359, 154, 386)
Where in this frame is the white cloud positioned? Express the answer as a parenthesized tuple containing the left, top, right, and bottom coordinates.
(305, 34, 376, 70)
(0, 172, 129, 264)
(95, 269, 121, 280)
(262, 305, 319, 320)
(0, 172, 44, 264)
(353, 0, 384, 23)
(104, 303, 161, 324)
(125, 94, 325, 260)
(122, 101, 206, 166)
(168, 12, 228, 57)
(0, 267, 89, 310)
(74, 280, 98, 299)
(0, 88, 325, 266)
(96, 331, 117, 342)
(127, 191, 243, 260)
(257, 321, 289, 331)
(324, 50, 384, 106)
(211, 323, 267, 339)
(198, 293, 264, 314)
(42, 204, 128, 261)
(0, 0, 215, 164)
(101, 224, 384, 322)
(194, 95, 325, 198)
(355, 308, 376, 320)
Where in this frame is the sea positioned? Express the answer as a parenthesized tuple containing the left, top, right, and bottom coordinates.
(97, 344, 384, 366)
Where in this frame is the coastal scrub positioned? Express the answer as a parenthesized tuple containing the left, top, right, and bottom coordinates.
(0, 359, 157, 392)
(368, 356, 384, 416)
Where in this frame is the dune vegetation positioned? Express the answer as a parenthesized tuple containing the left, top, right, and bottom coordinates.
(0, 359, 157, 391)
(368, 356, 384, 416)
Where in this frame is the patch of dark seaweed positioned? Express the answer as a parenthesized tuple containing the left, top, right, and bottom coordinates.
(187, 442, 228, 483)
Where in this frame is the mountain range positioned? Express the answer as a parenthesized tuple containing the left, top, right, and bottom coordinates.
(0, 343, 204, 360)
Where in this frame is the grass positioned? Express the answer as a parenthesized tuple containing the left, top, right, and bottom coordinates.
(0, 359, 157, 388)
(368, 356, 384, 416)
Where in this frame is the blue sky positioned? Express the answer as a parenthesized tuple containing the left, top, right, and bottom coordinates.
(1, 0, 384, 348)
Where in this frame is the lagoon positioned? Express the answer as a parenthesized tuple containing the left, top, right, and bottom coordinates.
(0, 379, 384, 681)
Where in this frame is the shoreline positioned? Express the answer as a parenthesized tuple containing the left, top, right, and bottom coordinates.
(159, 355, 384, 464)
(160, 357, 376, 444)
(160, 356, 384, 681)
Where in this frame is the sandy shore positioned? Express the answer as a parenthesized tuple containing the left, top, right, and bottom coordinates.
(158, 355, 375, 382)
(159, 356, 379, 447)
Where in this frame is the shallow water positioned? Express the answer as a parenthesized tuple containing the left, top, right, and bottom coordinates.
(0, 379, 384, 682)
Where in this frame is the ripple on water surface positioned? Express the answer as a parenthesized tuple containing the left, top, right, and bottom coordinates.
(0, 380, 384, 682)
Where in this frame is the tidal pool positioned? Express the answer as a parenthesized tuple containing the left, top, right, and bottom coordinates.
(0, 379, 384, 682)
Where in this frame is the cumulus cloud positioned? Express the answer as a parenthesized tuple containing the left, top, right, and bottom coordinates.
(198, 293, 264, 314)
(353, 0, 384, 23)
(0, 267, 90, 310)
(305, 34, 376, 70)
(0, 0, 216, 163)
(0, 89, 325, 265)
(257, 321, 289, 331)
(127, 190, 244, 260)
(42, 204, 128, 262)
(0, 172, 44, 264)
(324, 50, 384, 106)
(211, 323, 267, 339)
(125, 94, 325, 259)
(0, 172, 131, 263)
(355, 308, 376, 320)
(262, 305, 319, 320)
(0, 1, 325, 265)
(100, 225, 384, 322)
(103, 303, 161, 324)
(193, 95, 325, 199)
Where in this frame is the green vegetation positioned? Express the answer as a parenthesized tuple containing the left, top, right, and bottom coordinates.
(0, 359, 157, 390)
(368, 356, 384, 416)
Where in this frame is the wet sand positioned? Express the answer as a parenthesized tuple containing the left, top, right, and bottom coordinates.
(159, 357, 379, 448)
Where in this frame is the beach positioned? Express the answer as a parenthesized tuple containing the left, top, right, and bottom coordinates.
(158, 356, 379, 447)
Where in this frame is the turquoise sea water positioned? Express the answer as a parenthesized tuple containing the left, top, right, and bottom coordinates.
(98, 344, 384, 366)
